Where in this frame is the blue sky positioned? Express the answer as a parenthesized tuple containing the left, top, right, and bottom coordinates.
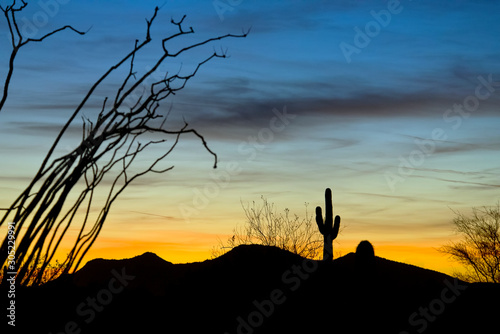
(0, 0, 499, 271)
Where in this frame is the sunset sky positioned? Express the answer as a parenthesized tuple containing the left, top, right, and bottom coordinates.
(0, 0, 499, 275)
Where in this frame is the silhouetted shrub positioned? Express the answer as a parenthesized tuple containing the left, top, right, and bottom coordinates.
(356, 240, 375, 268)
(439, 204, 500, 283)
(212, 196, 323, 259)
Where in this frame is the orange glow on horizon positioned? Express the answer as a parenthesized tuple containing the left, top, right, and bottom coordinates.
(1, 212, 462, 278)
(53, 231, 462, 278)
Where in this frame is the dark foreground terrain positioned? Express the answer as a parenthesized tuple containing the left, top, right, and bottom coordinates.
(3, 245, 500, 333)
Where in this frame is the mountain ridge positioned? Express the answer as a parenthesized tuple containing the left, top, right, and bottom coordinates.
(11, 244, 500, 334)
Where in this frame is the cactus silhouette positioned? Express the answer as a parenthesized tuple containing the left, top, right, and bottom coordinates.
(356, 240, 376, 278)
(356, 240, 375, 266)
(315, 188, 341, 261)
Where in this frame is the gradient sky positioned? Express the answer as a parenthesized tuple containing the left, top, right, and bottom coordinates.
(1, 0, 499, 275)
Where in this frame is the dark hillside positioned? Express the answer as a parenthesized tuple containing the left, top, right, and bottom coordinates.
(7, 245, 499, 334)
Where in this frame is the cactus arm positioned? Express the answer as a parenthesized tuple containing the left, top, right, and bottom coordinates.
(315, 206, 325, 235)
(332, 215, 341, 239)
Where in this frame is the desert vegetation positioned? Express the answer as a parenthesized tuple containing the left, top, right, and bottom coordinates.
(212, 196, 325, 259)
(440, 204, 500, 283)
(0, 1, 247, 286)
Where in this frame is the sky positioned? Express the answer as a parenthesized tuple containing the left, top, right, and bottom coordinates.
(0, 0, 499, 275)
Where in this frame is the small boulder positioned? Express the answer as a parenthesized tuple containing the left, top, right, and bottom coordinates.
(355, 240, 375, 269)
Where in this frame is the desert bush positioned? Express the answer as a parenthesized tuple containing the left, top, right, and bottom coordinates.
(212, 196, 324, 259)
(439, 204, 500, 283)
(1, 259, 67, 286)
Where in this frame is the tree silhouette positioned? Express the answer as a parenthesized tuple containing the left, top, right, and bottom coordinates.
(439, 204, 500, 283)
(212, 197, 323, 259)
(0, 0, 87, 112)
(0, 3, 247, 286)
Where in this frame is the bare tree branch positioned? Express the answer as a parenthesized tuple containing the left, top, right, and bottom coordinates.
(0, 1, 87, 112)
(439, 204, 500, 283)
(0, 4, 248, 285)
(212, 197, 325, 260)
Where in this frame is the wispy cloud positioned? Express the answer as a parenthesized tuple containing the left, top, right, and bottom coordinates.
(412, 174, 500, 189)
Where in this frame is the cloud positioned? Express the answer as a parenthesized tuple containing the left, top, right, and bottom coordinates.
(412, 174, 500, 190)
(171, 87, 497, 141)
(397, 166, 500, 178)
(399, 135, 500, 156)
(351, 192, 462, 206)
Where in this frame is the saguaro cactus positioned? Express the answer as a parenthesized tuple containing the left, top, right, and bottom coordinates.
(315, 188, 341, 261)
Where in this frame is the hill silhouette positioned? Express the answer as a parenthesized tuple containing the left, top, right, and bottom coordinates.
(7, 244, 500, 333)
